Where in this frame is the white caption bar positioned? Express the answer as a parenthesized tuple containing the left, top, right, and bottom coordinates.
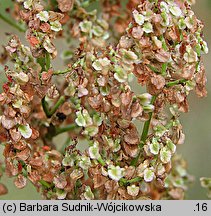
(0, 200, 210, 216)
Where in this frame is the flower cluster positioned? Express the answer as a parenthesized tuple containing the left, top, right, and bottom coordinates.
(0, 0, 208, 200)
(18, 0, 63, 58)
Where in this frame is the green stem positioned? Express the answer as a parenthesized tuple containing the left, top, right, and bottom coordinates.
(166, 79, 187, 87)
(98, 157, 106, 166)
(53, 68, 72, 75)
(37, 53, 51, 73)
(147, 65, 159, 74)
(161, 63, 168, 76)
(131, 95, 156, 166)
(37, 57, 46, 72)
(0, 13, 25, 32)
(42, 96, 65, 118)
(45, 53, 51, 71)
(160, 35, 168, 51)
(39, 180, 53, 189)
(55, 123, 78, 136)
(120, 177, 142, 186)
(45, 123, 78, 140)
(141, 97, 156, 142)
(41, 97, 50, 117)
(49, 96, 65, 117)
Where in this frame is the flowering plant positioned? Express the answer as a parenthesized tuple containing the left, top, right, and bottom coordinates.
(0, 0, 209, 200)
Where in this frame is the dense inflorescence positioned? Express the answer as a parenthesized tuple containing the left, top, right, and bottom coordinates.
(0, 0, 208, 200)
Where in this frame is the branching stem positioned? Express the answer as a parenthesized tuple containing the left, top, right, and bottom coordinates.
(42, 96, 65, 118)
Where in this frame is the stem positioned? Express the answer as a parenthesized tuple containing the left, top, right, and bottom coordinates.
(37, 57, 46, 72)
(37, 53, 51, 73)
(41, 97, 50, 117)
(98, 157, 106, 166)
(45, 123, 78, 140)
(55, 123, 78, 136)
(147, 65, 159, 73)
(42, 96, 65, 118)
(127, 177, 142, 184)
(161, 63, 168, 76)
(120, 177, 142, 186)
(140, 97, 156, 142)
(45, 53, 51, 71)
(39, 180, 52, 189)
(49, 96, 65, 117)
(160, 35, 168, 51)
(0, 13, 25, 32)
(53, 68, 72, 75)
(166, 79, 187, 87)
(131, 95, 156, 166)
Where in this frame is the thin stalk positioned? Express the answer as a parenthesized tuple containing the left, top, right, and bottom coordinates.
(55, 124, 78, 136)
(160, 35, 168, 51)
(166, 79, 187, 87)
(42, 96, 65, 118)
(39, 180, 52, 189)
(53, 68, 72, 75)
(97, 157, 106, 166)
(161, 63, 168, 76)
(0, 13, 25, 32)
(37, 53, 51, 72)
(45, 123, 78, 140)
(48, 96, 65, 117)
(120, 177, 142, 186)
(131, 95, 156, 166)
(147, 65, 159, 74)
(140, 97, 156, 142)
(41, 97, 50, 117)
(45, 53, 51, 71)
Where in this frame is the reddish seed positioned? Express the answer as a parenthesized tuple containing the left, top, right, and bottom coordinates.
(7, 75, 13, 82)
(42, 146, 51, 151)
(18, 163, 23, 172)
(3, 83, 9, 92)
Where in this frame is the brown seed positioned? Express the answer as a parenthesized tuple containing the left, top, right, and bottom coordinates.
(29, 158, 43, 167)
(93, 174, 107, 189)
(9, 128, 21, 142)
(14, 174, 27, 189)
(16, 148, 31, 161)
(1, 115, 16, 130)
(28, 171, 41, 184)
(132, 26, 143, 39)
(122, 142, 138, 157)
(57, 0, 74, 13)
(53, 174, 67, 189)
(131, 102, 143, 118)
(0, 183, 8, 195)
